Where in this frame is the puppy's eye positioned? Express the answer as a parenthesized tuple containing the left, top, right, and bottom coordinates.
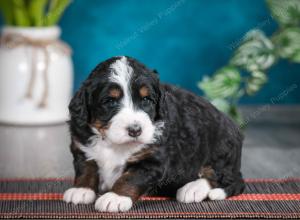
(142, 96, 152, 105)
(103, 98, 118, 107)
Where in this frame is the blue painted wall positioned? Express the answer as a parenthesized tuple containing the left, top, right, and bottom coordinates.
(1, 0, 299, 104)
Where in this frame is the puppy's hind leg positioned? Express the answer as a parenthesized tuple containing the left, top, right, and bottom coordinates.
(177, 167, 245, 202)
(208, 171, 245, 200)
(176, 178, 211, 203)
(207, 131, 245, 200)
(209, 171, 245, 199)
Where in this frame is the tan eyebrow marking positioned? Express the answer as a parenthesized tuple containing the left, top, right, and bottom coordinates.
(139, 86, 149, 98)
(109, 88, 121, 98)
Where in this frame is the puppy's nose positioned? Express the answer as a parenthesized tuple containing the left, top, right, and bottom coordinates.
(127, 124, 142, 138)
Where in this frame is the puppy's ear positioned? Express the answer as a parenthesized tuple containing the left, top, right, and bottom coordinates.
(69, 87, 90, 127)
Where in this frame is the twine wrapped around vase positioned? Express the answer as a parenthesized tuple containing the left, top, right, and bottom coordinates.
(0, 33, 72, 108)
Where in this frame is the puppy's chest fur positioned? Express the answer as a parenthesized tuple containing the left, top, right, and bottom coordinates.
(78, 137, 146, 192)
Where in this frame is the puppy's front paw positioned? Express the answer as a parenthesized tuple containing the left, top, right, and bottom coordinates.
(95, 192, 133, 212)
(63, 187, 96, 205)
(176, 178, 211, 203)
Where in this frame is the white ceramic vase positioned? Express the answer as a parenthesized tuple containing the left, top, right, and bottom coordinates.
(0, 26, 73, 125)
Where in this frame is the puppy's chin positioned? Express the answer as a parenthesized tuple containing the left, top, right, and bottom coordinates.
(106, 133, 151, 147)
(116, 139, 144, 147)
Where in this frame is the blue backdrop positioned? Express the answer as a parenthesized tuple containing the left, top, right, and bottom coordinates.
(1, 0, 300, 104)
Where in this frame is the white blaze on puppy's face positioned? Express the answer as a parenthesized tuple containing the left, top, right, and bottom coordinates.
(105, 56, 159, 145)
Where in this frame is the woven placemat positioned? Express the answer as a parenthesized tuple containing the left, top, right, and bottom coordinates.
(0, 178, 299, 219)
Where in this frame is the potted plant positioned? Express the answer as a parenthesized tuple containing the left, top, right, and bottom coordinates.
(0, 0, 73, 124)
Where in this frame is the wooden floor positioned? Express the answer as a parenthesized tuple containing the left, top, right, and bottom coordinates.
(0, 105, 299, 179)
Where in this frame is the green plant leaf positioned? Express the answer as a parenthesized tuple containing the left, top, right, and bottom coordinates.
(272, 27, 300, 63)
(44, 0, 71, 26)
(267, 0, 300, 27)
(246, 70, 268, 95)
(292, 50, 300, 62)
(229, 105, 244, 127)
(28, 0, 48, 26)
(49, 0, 59, 10)
(12, 0, 30, 26)
(198, 66, 242, 100)
(0, 0, 14, 25)
(230, 29, 276, 72)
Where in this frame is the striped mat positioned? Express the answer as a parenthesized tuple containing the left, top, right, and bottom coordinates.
(0, 178, 299, 219)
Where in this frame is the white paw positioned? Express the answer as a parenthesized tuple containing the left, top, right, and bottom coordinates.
(208, 188, 227, 200)
(63, 187, 96, 205)
(95, 192, 133, 212)
(176, 178, 211, 203)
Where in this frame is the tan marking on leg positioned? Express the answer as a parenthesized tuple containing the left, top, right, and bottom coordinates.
(74, 160, 99, 191)
(111, 172, 142, 202)
(199, 166, 218, 188)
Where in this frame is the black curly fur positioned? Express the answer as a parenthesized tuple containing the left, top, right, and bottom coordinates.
(68, 56, 245, 202)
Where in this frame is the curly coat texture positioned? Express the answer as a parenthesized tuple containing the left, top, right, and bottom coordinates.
(66, 56, 245, 207)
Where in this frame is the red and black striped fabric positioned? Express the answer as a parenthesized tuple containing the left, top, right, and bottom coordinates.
(0, 178, 299, 218)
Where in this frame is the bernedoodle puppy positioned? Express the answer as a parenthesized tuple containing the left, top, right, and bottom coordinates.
(63, 56, 245, 212)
